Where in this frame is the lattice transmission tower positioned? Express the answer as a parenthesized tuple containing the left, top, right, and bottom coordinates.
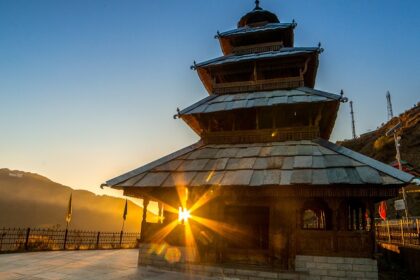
(350, 101, 356, 139)
(386, 91, 394, 120)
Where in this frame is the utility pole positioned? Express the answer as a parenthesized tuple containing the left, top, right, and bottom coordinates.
(386, 122, 409, 219)
(386, 91, 394, 120)
(350, 101, 356, 139)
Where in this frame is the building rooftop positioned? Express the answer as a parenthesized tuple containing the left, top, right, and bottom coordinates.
(194, 47, 320, 68)
(179, 87, 342, 115)
(106, 139, 413, 189)
(217, 22, 296, 38)
(237, 1, 280, 28)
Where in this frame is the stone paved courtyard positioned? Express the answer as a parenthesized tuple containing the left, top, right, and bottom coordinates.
(0, 249, 216, 280)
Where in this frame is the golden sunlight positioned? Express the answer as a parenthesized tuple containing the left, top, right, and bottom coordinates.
(178, 207, 191, 224)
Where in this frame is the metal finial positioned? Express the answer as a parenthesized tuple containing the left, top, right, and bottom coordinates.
(173, 107, 181, 119)
(190, 60, 197, 70)
(339, 89, 348, 103)
(254, 0, 261, 10)
(317, 42, 324, 53)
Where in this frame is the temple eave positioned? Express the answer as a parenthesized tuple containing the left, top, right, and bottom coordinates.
(107, 140, 412, 191)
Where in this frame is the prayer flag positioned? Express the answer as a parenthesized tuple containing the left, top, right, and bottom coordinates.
(379, 201, 387, 221)
(65, 193, 72, 224)
(123, 199, 128, 221)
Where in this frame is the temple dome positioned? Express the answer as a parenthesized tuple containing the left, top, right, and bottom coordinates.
(238, 1, 279, 28)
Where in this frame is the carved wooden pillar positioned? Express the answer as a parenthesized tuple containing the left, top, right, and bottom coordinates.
(158, 202, 163, 224)
(329, 199, 340, 253)
(140, 198, 149, 242)
(288, 198, 299, 270)
(185, 186, 192, 210)
(289, 210, 297, 270)
(214, 196, 225, 264)
(368, 198, 376, 256)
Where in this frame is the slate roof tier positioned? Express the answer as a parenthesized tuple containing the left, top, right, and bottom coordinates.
(177, 87, 342, 140)
(216, 22, 297, 55)
(106, 139, 414, 190)
(194, 47, 320, 69)
(216, 23, 296, 38)
(178, 87, 342, 116)
(195, 48, 321, 94)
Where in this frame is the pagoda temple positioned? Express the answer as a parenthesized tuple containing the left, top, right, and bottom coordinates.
(104, 2, 414, 278)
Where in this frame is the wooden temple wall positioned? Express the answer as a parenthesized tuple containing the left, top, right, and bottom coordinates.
(132, 186, 382, 273)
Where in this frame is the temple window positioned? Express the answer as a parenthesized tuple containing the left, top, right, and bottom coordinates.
(346, 200, 370, 231)
(234, 110, 257, 131)
(257, 109, 273, 129)
(208, 114, 234, 131)
(301, 200, 332, 230)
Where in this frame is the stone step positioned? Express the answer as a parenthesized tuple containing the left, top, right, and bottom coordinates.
(143, 263, 307, 280)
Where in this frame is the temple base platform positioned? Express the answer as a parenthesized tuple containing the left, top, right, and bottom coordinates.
(138, 244, 378, 279)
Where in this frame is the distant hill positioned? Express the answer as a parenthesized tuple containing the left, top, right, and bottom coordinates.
(0, 169, 143, 232)
(339, 103, 420, 168)
(339, 103, 420, 217)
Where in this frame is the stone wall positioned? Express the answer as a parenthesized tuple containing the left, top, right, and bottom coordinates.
(295, 255, 378, 280)
(138, 244, 379, 279)
(138, 243, 303, 279)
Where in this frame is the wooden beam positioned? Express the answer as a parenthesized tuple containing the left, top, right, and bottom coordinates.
(140, 198, 150, 242)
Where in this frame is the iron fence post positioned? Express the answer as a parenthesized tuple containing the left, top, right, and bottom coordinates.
(63, 229, 68, 250)
(386, 221, 391, 243)
(400, 220, 404, 245)
(96, 232, 100, 249)
(0, 228, 140, 252)
(24, 228, 30, 251)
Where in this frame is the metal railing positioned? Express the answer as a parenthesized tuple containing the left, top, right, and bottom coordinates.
(202, 126, 320, 144)
(212, 76, 304, 94)
(376, 219, 420, 248)
(232, 42, 284, 55)
(0, 227, 140, 253)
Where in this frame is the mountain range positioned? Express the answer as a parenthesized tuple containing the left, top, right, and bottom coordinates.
(0, 168, 142, 232)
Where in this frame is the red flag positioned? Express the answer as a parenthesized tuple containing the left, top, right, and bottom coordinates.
(379, 201, 387, 221)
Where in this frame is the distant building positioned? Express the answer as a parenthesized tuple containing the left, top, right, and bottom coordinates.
(103, 2, 414, 278)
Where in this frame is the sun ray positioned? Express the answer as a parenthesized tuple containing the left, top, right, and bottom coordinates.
(190, 215, 250, 243)
(141, 194, 179, 215)
(188, 185, 220, 213)
(147, 220, 178, 245)
(176, 185, 188, 209)
(183, 221, 198, 262)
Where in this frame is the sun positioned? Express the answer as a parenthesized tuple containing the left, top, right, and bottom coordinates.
(178, 207, 191, 224)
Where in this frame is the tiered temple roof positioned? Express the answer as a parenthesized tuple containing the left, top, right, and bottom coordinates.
(105, 1, 414, 191)
(104, 2, 416, 272)
(194, 47, 320, 68)
(108, 139, 412, 190)
(179, 87, 342, 115)
(216, 22, 296, 38)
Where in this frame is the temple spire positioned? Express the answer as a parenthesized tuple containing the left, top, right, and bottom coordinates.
(254, 0, 262, 10)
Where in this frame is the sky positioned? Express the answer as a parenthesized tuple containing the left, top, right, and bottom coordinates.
(0, 0, 419, 197)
